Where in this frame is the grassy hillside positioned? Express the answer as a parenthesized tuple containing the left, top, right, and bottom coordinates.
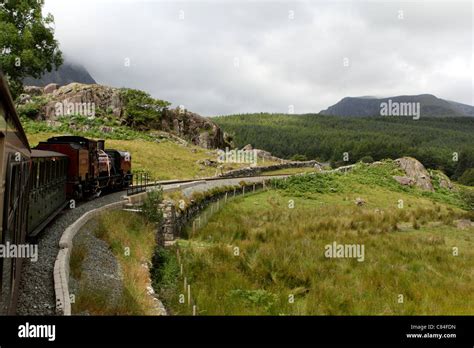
(155, 162, 473, 315)
(214, 114, 474, 179)
(27, 131, 264, 180)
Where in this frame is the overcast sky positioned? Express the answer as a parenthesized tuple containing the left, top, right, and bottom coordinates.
(44, 0, 473, 116)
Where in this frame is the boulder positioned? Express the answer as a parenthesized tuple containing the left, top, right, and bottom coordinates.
(24, 86, 44, 96)
(456, 219, 473, 230)
(393, 175, 415, 186)
(44, 83, 59, 94)
(17, 94, 32, 104)
(394, 157, 434, 191)
(162, 107, 228, 149)
(435, 171, 455, 191)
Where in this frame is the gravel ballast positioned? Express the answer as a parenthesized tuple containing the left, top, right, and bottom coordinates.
(17, 191, 127, 315)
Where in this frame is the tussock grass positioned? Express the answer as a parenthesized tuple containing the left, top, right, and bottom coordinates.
(158, 179, 473, 315)
(70, 243, 87, 280)
(72, 211, 158, 315)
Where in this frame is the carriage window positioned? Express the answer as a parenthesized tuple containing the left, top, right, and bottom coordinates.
(35, 161, 38, 189)
(47, 160, 51, 183)
(9, 164, 18, 209)
(31, 161, 36, 189)
(52, 160, 56, 180)
(36, 160, 40, 188)
(39, 160, 45, 187)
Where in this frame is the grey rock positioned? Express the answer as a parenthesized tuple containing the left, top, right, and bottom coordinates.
(44, 83, 59, 94)
(394, 157, 434, 191)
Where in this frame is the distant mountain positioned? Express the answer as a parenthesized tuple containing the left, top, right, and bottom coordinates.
(320, 94, 474, 117)
(23, 61, 96, 87)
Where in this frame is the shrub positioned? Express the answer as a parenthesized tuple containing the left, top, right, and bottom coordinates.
(120, 88, 170, 130)
(17, 96, 48, 119)
(460, 188, 474, 211)
(359, 155, 374, 164)
(151, 247, 179, 289)
(141, 188, 164, 223)
(458, 168, 474, 186)
(290, 154, 308, 161)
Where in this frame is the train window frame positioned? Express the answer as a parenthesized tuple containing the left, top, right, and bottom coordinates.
(36, 160, 40, 189)
(47, 159, 52, 185)
(32, 160, 37, 189)
(39, 160, 45, 187)
(9, 163, 17, 210)
(52, 159, 56, 181)
(45, 160, 49, 185)
(61, 159, 66, 178)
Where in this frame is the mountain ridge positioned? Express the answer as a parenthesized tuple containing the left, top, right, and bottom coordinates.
(320, 94, 474, 117)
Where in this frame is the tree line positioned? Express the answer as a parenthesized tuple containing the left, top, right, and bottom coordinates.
(214, 113, 474, 185)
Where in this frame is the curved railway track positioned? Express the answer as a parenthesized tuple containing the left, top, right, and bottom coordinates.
(16, 173, 292, 315)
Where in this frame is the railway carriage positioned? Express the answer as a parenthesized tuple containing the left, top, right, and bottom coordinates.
(0, 71, 134, 314)
(0, 73, 32, 314)
(36, 136, 101, 199)
(28, 150, 68, 238)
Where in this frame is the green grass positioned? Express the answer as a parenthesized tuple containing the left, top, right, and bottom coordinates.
(157, 164, 473, 315)
(26, 131, 276, 180)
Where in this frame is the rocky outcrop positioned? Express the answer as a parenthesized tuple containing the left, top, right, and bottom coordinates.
(161, 108, 226, 149)
(44, 83, 59, 94)
(18, 83, 228, 149)
(393, 176, 415, 186)
(394, 157, 434, 191)
(24, 86, 43, 96)
(432, 170, 455, 191)
(40, 83, 123, 119)
(242, 144, 286, 162)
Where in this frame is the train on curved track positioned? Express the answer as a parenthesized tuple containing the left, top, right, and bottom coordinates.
(0, 72, 132, 314)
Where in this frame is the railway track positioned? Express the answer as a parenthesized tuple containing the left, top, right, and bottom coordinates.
(128, 173, 291, 194)
(15, 172, 294, 315)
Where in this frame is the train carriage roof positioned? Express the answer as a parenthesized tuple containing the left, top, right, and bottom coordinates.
(46, 136, 97, 145)
(31, 149, 68, 158)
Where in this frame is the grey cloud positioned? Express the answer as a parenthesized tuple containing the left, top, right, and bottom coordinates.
(45, 0, 473, 115)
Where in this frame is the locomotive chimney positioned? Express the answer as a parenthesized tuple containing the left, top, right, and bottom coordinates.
(97, 140, 105, 151)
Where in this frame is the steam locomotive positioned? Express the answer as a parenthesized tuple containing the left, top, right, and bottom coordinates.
(0, 72, 132, 314)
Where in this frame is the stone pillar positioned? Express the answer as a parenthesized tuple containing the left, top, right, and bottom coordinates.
(156, 201, 177, 246)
